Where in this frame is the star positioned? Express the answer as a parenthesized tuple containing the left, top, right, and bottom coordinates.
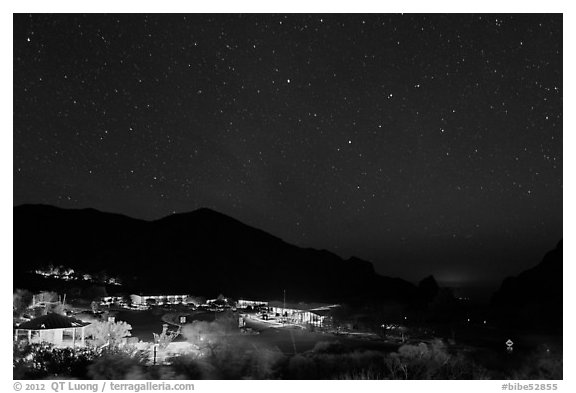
(12, 13, 562, 288)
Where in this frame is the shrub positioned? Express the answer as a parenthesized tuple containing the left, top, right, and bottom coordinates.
(13, 342, 99, 379)
(87, 350, 146, 380)
(512, 346, 563, 380)
(312, 340, 346, 354)
(85, 320, 132, 348)
(384, 339, 487, 379)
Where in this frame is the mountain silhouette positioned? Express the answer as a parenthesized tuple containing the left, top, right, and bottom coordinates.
(491, 240, 562, 331)
(13, 204, 417, 303)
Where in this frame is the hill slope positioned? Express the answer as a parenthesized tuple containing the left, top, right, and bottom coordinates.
(491, 241, 563, 331)
(13, 204, 417, 303)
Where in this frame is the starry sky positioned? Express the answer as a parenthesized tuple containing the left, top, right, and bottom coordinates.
(13, 14, 562, 288)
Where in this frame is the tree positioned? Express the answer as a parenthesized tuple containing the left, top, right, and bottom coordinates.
(182, 321, 224, 355)
(153, 324, 181, 350)
(46, 302, 66, 315)
(91, 301, 100, 314)
(13, 289, 33, 318)
(30, 291, 61, 316)
(86, 320, 132, 348)
(181, 314, 237, 356)
(35, 291, 58, 305)
(185, 296, 205, 306)
(211, 294, 232, 308)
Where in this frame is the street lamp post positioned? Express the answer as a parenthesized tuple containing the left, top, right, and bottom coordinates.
(283, 289, 286, 324)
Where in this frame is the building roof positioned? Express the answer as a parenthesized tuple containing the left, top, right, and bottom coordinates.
(16, 313, 91, 330)
(132, 293, 189, 297)
(237, 299, 268, 303)
(268, 301, 340, 313)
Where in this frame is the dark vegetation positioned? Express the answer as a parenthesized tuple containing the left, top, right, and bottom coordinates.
(13, 330, 562, 380)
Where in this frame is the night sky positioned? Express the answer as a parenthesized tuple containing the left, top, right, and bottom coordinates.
(13, 14, 562, 288)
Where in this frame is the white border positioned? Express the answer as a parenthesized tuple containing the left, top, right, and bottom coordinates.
(4, 2, 573, 391)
